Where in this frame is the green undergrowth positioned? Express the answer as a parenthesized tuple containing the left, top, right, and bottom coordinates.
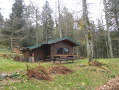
(0, 57, 119, 90)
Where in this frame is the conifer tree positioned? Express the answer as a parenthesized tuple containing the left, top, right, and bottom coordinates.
(42, 1, 54, 42)
(9, 0, 25, 47)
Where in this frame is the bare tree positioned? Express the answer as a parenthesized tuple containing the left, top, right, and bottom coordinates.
(58, 0, 62, 38)
(103, 0, 113, 58)
(109, 0, 119, 34)
(82, 0, 93, 62)
(82, 0, 89, 57)
(29, 1, 41, 44)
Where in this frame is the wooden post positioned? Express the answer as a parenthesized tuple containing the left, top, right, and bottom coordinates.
(32, 53, 34, 62)
(29, 53, 34, 63)
(77, 46, 79, 59)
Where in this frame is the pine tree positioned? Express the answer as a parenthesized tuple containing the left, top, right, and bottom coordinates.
(0, 10, 4, 40)
(42, 1, 54, 42)
(9, 0, 25, 47)
(0, 12, 4, 29)
(103, 0, 113, 58)
(0, 13, 4, 26)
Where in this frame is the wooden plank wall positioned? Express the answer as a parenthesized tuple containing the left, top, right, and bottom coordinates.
(50, 41, 73, 58)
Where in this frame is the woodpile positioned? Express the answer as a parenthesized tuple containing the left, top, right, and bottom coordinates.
(96, 75, 119, 90)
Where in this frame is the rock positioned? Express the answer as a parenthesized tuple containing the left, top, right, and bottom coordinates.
(0, 73, 8, 79)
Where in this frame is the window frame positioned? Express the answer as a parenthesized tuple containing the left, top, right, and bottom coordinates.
(57, 47, 69, 55)
(57, 48, 63, 55)
(64, 48, 69, 54)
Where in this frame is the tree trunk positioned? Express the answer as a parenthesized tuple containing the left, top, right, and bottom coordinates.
(114, 12, 119, 34)
(77, 46, 79, 59)
(82, 0, 93, 61)
(35, 9, 39, 45)
(11, 21, 14, 51)
(94, 28, 98, 58)
(89, 36, 93, 62)
(103, 0, 113, 58)
(10, 37, 13, 51)
(58, 0, 62, 38)
(105, 34, 109, 58)
(82, 0, 90, 57)
(35, 27, 38, 44)
(86, 35, 89, 56)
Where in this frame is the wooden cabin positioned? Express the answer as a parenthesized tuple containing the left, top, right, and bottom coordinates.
(21, 37, 79, 62)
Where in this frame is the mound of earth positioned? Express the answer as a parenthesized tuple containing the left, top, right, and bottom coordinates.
(26, 65, 52, 81)
(26, 64, 73, 81)
(49, 65, 73, 75)
(13, 55, 22, 62)
(89, 60, 106, 67)
(0, 54, 12, 59)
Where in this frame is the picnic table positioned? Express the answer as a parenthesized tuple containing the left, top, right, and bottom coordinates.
(53, 55, 77, 64)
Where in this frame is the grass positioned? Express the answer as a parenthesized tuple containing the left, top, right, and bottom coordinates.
(0, 57, 119, 90)
(0, 57, 38, 73)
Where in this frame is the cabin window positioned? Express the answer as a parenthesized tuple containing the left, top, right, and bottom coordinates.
(57, 48, 63, 54)
(64, 48, 69, 54)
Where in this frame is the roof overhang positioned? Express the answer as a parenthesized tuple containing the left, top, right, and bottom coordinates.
(21, 36, 80, 52)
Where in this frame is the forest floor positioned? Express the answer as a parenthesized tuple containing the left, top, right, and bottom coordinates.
(0, 53, 119, 90)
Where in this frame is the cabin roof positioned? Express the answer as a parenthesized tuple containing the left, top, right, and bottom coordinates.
(28, 36, 79, 50)
(29, 44, 42, 50)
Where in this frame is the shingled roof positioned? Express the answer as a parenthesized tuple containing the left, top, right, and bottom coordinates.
(28, 36, 79, 50)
